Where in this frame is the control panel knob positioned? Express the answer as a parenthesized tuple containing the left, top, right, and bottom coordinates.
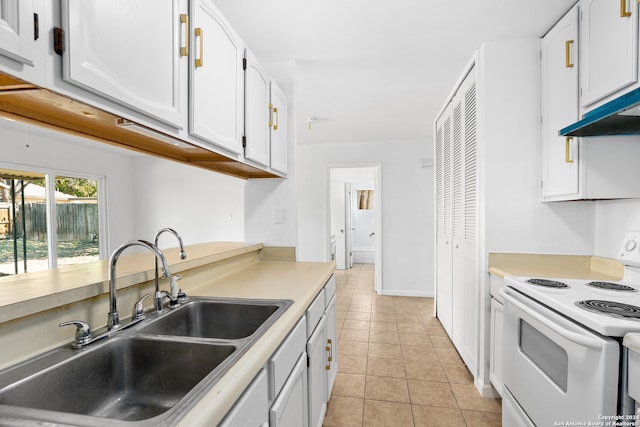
(620, 232, 640, 268)
(626, 239, 637, 252)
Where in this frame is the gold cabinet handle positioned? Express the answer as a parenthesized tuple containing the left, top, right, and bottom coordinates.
(621, 0, 632, 17)
(179, 14, 189, 57)
(565, 137, 574, 163)
(268, 103, 273, 128)
(565, 40, 574, 68)
(325, 338, 333, 370)
(195, 28, 203, 68)
(273, 107, 279, 131)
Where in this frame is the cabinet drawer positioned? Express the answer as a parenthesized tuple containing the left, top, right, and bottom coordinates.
(270, 351, 308, 427)
(219, 368, 269, 427)
(306, 289, 325, 337)
(323, 275, 336, 308)
(268, 316, 307, 401)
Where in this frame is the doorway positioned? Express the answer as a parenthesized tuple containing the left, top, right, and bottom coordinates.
(329, 165, 381, 294)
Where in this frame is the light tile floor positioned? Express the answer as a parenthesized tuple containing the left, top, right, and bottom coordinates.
(323, 264, 502, 427)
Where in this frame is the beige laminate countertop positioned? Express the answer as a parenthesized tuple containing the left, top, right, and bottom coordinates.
(0, 242, 335, 426)
(178, 259, 335, 425)
(488, 253, 624, 280)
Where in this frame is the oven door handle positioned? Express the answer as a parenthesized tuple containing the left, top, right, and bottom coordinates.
(501, 287, 603, 351)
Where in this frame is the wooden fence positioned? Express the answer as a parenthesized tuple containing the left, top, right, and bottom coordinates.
(7, 203, 98, 242)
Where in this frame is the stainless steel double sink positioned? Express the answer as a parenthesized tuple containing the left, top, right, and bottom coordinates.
(0, 297, 292, 426)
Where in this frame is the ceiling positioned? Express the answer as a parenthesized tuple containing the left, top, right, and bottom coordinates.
(215, 0, 577, 145)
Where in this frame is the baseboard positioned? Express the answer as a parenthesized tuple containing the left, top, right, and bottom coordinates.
(475, 377, 500, 398)
(379, 289, 434, 297)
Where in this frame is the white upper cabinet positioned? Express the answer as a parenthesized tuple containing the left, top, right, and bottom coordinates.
(541, 3, 640, 201)
(0, 0, 36, 66)
(270, 80, 288, 174)
(244, 50, 271, 167)
(189, 0, 244, 155)
(540, 5, 580, 200)
(61, 0, 187, 128)
(580, 0, 638, 108)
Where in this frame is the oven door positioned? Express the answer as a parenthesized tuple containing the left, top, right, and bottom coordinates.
(502, 287, 620, 426)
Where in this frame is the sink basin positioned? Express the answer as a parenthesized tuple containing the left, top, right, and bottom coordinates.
(138, 298, 291, 339)
(0, 337, 235, 421)
(0, 297, 292, 425)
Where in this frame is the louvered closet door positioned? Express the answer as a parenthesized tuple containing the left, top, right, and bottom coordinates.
(451, 99, 464, 348)
(435, 103, 453, 337)
(451, 68, 479, 376)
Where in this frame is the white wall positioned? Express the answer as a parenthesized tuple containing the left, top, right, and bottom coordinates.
(595, 198, 640, 258)
(244, 178, 297, 247)
(297, 139, 434, 296)
(131, 156, 245, 245)
(480, 39, 596, 257)
(0, 118, 247, 257)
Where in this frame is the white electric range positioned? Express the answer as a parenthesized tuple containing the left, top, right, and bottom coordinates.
(502, 232, 640, 427)
(504, 275, 640, 337)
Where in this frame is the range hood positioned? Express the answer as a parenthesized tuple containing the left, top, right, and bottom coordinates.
(560, 87, 640, 137)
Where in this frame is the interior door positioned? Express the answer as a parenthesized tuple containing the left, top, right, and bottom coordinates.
(345, 183, 353, 269)
(330, 181, 346, 270)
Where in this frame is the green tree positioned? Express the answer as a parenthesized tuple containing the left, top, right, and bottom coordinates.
(54, 178, 97, 198)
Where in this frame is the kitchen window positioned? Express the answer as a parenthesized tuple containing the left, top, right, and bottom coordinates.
(0, 167, 105, 276)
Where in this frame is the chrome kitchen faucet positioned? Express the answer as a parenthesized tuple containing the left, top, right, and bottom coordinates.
(59, 239, 171, 348)
(153, 228, 188, 313)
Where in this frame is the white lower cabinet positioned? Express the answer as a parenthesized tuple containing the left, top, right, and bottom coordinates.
(307, 315, 327, 427)
(267, 316, 308, 427)
(489, 297, 504, 397)
(270, 353, 309, 427)
(325, 293, 338, 400)
(221, 274, 337, 427)
(307, 274, 338, 427)
(219, 368, 269, 427)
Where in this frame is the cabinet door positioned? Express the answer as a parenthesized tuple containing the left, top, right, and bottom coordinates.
(540, 6, 580, 200)
(61, 0, 187, 128)
(244, 50, 271, 166)
(189, 0, 244, 155)
(581, 0, 638, 107)
(490, 298, 504, 397)
(270, 80, 288, 174)
(0, 0, 36, 65)
(325, 295, 338, 401)
(219, 368, 269, 427)
(307, 315, 327, 427)
(270, 352, 309, 427)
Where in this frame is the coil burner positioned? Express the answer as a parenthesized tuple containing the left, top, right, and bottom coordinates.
(525, 278, 569, 289)
(575, 300, 640, 320)
(585, 281, 637, 292)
